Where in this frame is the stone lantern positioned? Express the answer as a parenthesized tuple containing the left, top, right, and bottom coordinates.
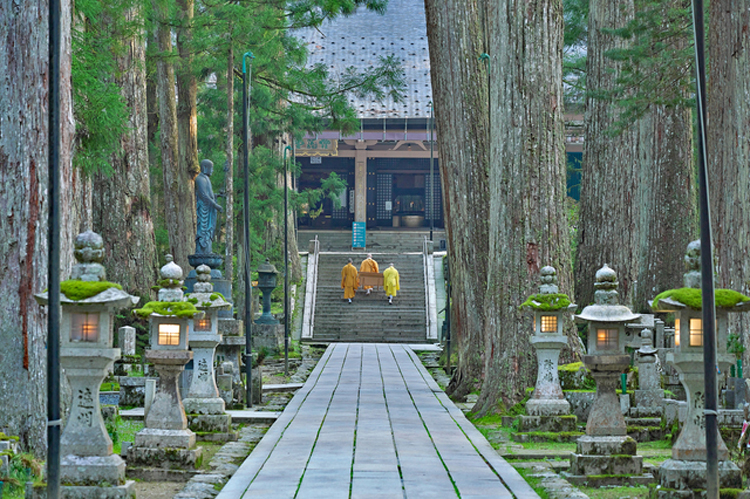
(255, 259, 279, 325)
(651, 240, 748, 492)
(35, 230, 139, 496)
(567, 264, 646, 485)
(520, 266, 577, 420)
(128, 255, 204, 468)
(182, 264, 233, 437)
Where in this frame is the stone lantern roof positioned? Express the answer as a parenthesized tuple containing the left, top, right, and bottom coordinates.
(35, 230, 138, 308)
(520, 266, 576, 312)
(134, 255, 203, 319)
(576, 264, 640, 323)
(185, 264, 231, 310)
(651, 240, 750, 313)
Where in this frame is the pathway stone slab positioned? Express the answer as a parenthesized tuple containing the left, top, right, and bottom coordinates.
(218, 343, 538, 498)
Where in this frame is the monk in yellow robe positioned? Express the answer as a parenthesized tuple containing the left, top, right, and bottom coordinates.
(383, 263, 400, 304)
(341, 258, 359, 303)
(359, 253, 379, 294)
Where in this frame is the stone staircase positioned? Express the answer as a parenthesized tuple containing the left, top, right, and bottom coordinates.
(309, 252, 428, 343)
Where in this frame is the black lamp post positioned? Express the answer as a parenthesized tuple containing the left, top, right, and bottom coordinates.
(283, 145, 292, 375)
(242, 51, 254, 408)
(690, 1, 718, 496)
(48, 0, 62, 496)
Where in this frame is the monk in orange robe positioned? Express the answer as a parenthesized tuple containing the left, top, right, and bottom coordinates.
(359, 253, 379, 294)
(341, 258, 359, 303)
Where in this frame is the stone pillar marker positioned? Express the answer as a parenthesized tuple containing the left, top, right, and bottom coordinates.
(517, 266, 579, 436)
(128, 255, 204, 469)
(565, 264, 650, 486)
(35, 230, 139, 497)
(183, 264, 235, 439)
(651, 240, 749, 494)
(633, 328, 663, 414)
(118, 326, 136, 356)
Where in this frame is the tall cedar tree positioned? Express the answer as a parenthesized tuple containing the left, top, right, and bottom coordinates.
(576, 0, 696, 313)
(708, 0, 750, 365)
(0, 0, 84, 455)
(477, 0, 575, 415)
(84, 0, 159, 295)
(423, 0, 490, 401)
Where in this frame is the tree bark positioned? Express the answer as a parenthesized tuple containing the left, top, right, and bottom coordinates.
(0, 0, 76, 455)
(635, 102, 696, 311)
(708, 0, 750, 361)
(153, 0, 193, 270)
(575, 0, 640, 309)
(476, 0, 575, 416)
(424, 0, 490, 400)
(224, 44, 235, 280)
(175, 0, 199, 246)
(93, 5, 158, 295)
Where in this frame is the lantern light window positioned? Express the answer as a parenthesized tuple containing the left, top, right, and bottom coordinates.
(158, 323, 181, 346)
(541, 315, 557, 333)
(596, 328, 618, 350)
(674, 318, 681, 347)
(196, 317, 212, 331)
(71, 313, 99, 342)
(689, 318, 703, 347)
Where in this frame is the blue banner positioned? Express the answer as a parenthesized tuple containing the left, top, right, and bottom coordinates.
(352, 222, 366, 248)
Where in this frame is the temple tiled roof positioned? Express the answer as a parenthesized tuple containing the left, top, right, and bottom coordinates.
(297, 0, 433, 119)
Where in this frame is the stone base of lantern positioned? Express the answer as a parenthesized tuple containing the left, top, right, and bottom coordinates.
(634, 388, 664, 409)
(183, 397, 226, 415)
(526, 398, 571, 416)
(517, 414, 578, 433)
(655, 458, 742, 496)
(186, 413, 233, 434)
(253, 323, 283, 353)
(127, 445, 203, 469)
(564, 436, 651, 486)
(61, 453, 127, 486)
(26, 481, 136, 499)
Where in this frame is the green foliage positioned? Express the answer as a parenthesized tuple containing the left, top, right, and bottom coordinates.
(728, 331, 746, 357)
(520, 293, 572, 311)
(60, 280, 123, 300)
(600, 0, 694, 133)
(133, 301, 200, 318)
(652, 288, 750, 310)
(71, 0, 137, 175)
(0, 452, 45, 496)
(562, 0, 588, 107)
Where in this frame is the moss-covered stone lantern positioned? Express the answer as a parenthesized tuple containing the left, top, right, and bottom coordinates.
(255, 259, 279, 325)
(651, 240, 748, 491)
(520, 266, 576, 417)
(35, 230, 139, 495)
(567, 264, 645, 484)
(128, 255, 204, 468)
(182, 264, 233, 436)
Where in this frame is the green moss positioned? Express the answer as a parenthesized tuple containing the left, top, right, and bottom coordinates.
(209, 292, 225, 301)
(520, 293, 572, 311)
(520, 431, 584, 440)
(559, 361, 585, 372)
(652, 287, 750, 310)
(60, 280, 123, 300)
(133, 301, 199, 318)
(187, 297, 198, 304)
(156, 278, 182, 288)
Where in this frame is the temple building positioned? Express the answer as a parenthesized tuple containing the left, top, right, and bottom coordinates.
(295, 0, 584, 230)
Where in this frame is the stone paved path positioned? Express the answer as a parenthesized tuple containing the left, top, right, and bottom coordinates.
(217, 343, 538, 498)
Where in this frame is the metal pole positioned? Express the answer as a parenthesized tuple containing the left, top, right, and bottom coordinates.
(429, 102, 434, 242)
(283, 145, 292, 375)
(242, 52, 254, 408)
(690, 1, 718, 496)
(445, 259, 451, 374)
(47, 0, 61, 496)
